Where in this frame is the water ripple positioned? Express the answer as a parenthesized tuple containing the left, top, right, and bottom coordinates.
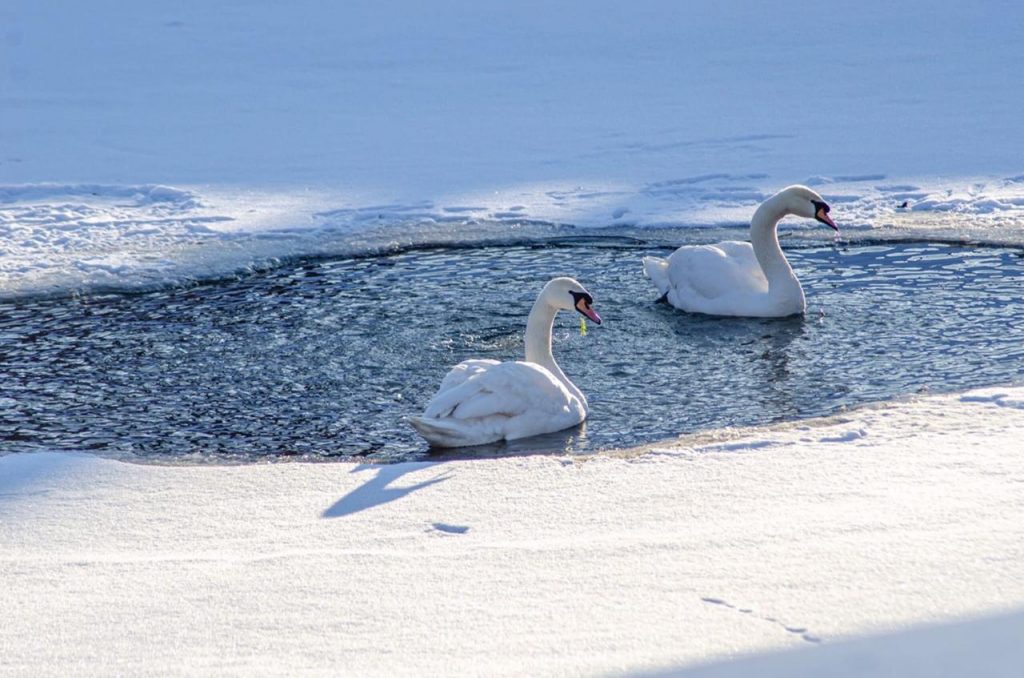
(0, 241, 1022, 462)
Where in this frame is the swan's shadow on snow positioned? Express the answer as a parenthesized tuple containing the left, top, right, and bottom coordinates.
(322, 462, 452, 518)
(323, 426, 587, 519)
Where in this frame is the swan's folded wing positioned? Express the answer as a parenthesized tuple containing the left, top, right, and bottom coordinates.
(435, 359, 501, 394)
(668, 241, 768, 300)
(423, 361, 572, 422)
(714, 240, 761, 266)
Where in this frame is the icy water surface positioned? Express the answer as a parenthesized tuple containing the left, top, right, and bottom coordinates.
(1, 238, 1023, 462)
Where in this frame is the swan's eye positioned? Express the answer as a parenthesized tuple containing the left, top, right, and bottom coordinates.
(811, 199, 839, 231)
(569, 290, 593, 308)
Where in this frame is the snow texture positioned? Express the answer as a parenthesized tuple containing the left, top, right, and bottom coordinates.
(2, 1, 1024, 298)
(2, 388, 1023, 675)
(3, 2, 1024, 674)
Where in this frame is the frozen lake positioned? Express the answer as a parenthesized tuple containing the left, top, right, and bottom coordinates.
(1, 234, 1022, 462)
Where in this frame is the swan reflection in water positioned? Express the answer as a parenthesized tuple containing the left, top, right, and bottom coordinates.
(652, 308, 810, 424)
(425, 421, 589, 460)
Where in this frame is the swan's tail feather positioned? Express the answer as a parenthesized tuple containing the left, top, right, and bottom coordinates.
(409, 416, 460, 447)
(642, 256, 671, 297)
(409, 416, 495, 448)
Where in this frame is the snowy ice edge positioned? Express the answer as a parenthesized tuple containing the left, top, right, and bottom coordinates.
(626, 385, 1024, 463)
(3, 384, 1023, 673)
(2, 174, 1024, 300)
(3, 385, 1019, 467)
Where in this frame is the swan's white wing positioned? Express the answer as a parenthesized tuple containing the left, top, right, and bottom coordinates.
(425, 361, 570, 420)
(416, 360, 584, 446)
(714, 240, 762, 270)
(435, 359, 500, 394)
(666, 241, 768, 302)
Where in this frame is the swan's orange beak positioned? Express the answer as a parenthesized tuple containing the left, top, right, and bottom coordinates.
(816, 206, 838, 231)
(576, 298, 602, 324)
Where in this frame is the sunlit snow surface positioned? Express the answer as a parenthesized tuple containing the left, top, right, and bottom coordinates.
(3, 179, 1024, 300)
(3, 0, 1024, 298)
(3, 1, 1024, 674)
(2, 388, 1024, 675)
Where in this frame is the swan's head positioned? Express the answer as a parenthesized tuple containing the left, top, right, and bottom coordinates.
(779, 185, 838, 231)
(542, 277, 602, 324)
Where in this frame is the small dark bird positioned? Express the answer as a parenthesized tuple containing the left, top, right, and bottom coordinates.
(897, 201, 909, 209)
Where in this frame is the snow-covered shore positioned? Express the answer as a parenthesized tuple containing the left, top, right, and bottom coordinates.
(3, 387, 1023, 675)
(4, 1, 1024, 298)
(5, 175, 1024, 300)
(4, 1, 1024, 674)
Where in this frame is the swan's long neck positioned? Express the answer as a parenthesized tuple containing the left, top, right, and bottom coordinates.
(524, 298, 586, 405)
(750, 195, 802, 298)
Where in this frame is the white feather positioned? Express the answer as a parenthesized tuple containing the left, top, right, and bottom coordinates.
(410, 278, 596, 448)
(644, 186, 835, 318)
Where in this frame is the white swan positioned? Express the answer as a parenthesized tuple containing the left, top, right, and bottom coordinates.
(410, 277, 602, 448)
(642, 185, 838, 317)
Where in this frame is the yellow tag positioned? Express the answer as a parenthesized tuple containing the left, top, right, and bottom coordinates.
(580, 316, 587, 336)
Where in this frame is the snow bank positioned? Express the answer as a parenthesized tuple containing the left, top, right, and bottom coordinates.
(3, 1, 1024, 297)
(4, 175, 1024, 300)
(4, 2, 1022, 673)
(657, 609, 1024, 678)
(2, 387, 1023, 675)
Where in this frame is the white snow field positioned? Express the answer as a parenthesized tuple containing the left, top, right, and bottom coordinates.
(3, 0, 1024, 675)
(2, 388, 1023, 675)
(3, 1, 1024, 297)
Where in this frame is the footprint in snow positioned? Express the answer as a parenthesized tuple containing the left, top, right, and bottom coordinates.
(701, 596, 820, 644)
(430, 522, 470, 535)
(819, 429, 867, 443)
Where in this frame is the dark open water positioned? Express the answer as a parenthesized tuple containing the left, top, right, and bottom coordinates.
(1, 237, 1022, 462)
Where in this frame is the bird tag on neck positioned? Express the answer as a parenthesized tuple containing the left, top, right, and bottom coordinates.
(579, 317, 587, 336)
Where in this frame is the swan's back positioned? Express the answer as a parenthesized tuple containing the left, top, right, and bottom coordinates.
(645, 241, 768, 312)
(412, 359, 585, 447)
(643, 185, 831, 317)
(668, 242, 767, 299)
